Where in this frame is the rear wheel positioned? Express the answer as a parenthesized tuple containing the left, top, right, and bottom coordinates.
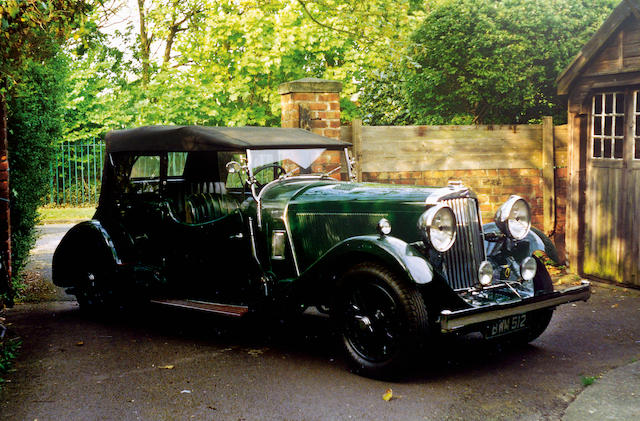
(335, 262, 429, 379)
(73, 248, 118, 314)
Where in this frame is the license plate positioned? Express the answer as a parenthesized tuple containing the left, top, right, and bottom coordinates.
(484, 313, 527, 338)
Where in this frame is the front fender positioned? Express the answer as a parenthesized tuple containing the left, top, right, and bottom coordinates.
(52, 220, 121, 287)
(483, 222, 559, 263)
(301, 235, 434, 285)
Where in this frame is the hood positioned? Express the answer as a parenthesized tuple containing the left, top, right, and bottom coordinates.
(260, 179, 464, 272)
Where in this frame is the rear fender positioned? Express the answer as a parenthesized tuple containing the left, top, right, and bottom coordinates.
(301, 235, 434, 285)
(52, 220, 120, 287)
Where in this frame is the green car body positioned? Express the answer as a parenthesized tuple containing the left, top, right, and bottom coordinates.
(53, 126, 591, 378)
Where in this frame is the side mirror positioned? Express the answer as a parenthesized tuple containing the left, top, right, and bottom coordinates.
(226, 161, 242, 174)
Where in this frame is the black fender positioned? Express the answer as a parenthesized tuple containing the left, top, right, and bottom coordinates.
(300, 235, 434, 285)
(52, 220, 121, 288)
(483, 222, 560, 263)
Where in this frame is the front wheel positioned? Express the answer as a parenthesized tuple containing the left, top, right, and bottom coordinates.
(335, 262, 429, 379)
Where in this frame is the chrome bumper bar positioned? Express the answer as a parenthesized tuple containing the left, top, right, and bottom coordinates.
(439, 281, 591, 333)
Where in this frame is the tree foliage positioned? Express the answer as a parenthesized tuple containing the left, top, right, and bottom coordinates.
(62, 0, 424, 143)
(0, 0, 89, 292)
(403, 0, 618, 125)
(7, 56, 68, 281)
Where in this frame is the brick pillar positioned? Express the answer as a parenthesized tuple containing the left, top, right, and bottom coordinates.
(278, 78, 342, 139)
(0, 94, 11, 302)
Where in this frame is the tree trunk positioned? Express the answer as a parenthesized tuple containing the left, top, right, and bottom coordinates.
(0, 93, 13, 305)
(137, 0, 151, 86)
(163, 25, 178, 66)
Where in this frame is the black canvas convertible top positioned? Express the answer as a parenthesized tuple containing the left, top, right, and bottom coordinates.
(105, 126, 351, 153)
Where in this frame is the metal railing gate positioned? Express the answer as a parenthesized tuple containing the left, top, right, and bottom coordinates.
(49, 140, 105, 206)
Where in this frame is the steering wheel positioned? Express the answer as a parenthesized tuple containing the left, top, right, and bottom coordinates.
(253, 164, 287, 189)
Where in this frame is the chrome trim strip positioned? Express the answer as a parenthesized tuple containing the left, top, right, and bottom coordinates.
(295, 212, 387, 217)
(248, 217, 262, 269)
(283, 203, 301, 276)
(426, 184, 475, 205)
(440, 281, 591, 333)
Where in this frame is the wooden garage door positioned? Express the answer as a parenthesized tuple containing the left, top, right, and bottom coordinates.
(583, 91, 640, 286)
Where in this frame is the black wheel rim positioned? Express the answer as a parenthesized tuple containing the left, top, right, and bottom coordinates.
(342, 281, 401, 362)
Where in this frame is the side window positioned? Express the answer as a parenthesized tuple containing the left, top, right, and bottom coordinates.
(129, 155, 160, 194)
(131, 155, 160, 179)
(592, 92, 624, 159)
(167, 152, 187, 177)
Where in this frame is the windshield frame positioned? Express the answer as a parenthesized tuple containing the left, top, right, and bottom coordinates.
(246, 147, 353, 185)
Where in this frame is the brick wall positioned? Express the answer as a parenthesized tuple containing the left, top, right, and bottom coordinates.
(0, 96, 11, 294)
(278, 78, 341, 139)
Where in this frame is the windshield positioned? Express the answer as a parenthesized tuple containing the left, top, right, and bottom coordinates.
(248, 148, 348, 185)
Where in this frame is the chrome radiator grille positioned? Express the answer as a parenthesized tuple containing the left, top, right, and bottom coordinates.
(441, 198, 486, 290)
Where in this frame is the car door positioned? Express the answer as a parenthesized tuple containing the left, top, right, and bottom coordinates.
(163, 151, 255, 303)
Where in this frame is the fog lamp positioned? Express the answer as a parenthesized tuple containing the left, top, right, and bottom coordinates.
(520, 256, 537, 281)
(377, 218, 392, 236)
(478, 261, 494, 286)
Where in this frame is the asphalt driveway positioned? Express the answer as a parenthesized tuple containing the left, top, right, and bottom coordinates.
(1, 225, 639, 420)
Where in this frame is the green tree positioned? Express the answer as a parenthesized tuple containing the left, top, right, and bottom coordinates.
(404, 0, 617, 125)
(0, 0, 90, 302)
(62, 0, 424, 142)
(7, 56, 68, 282)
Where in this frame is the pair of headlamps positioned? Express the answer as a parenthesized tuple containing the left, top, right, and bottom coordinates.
(417, 195, 535, 286)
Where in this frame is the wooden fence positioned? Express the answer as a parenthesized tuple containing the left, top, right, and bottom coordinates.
(341, 118, 570, 260)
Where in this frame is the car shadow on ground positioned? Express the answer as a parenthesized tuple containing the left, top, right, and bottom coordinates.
(52, 301, 548, 382)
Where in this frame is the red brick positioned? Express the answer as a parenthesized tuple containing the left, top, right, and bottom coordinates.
(322, 128, 340, 138)
(308, 102, 328, 111)
(329, 120, 341, 128)
(318, 93, 340, 101)
(329, 102, 341, 111)
(292, 93, 315, 101)
(311, 120, 328, 129)
(317, 111, 341, 119)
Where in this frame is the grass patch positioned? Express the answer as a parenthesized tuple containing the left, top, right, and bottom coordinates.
(38, 206, 95, 223)
(0, 337, 21, 390)
(580, 375, 597, 387)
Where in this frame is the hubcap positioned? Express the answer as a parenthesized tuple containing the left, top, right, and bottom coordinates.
(343, 282, 399, 362)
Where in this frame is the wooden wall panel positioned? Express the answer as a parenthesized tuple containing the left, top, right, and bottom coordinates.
(583, 164, 625, 281)
(358, 125, 542, 172)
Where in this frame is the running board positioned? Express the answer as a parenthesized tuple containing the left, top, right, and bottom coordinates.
(150, 299, 249, 317)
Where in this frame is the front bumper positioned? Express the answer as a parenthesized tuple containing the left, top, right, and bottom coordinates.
(439, 280, 591, 333)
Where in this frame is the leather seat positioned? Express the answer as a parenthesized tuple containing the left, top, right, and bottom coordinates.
(184, 193, 239, 223)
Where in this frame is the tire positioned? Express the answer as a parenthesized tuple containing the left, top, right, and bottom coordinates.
(72, 247, 118, 314)
(335, 262, 429, 379)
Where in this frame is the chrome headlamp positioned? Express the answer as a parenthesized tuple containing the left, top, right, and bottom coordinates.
(495, 196, 531, 240)
(418, 204, 456, 252)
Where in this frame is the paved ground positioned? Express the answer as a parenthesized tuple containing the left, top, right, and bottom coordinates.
(1, 225, 639, 420)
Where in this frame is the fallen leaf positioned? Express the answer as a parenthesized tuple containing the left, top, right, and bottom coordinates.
(75, 341, 84, 346)
(382, 388, 393, 401)
(180, 390, 191, 394)
(158, 365, 174, 370)
(611, 304, 619, 308)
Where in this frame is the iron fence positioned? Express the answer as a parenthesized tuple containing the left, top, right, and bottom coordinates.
(49, 140, 105, 206)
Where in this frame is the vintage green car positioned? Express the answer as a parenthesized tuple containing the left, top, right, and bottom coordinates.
(52, 126, 591, 377)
